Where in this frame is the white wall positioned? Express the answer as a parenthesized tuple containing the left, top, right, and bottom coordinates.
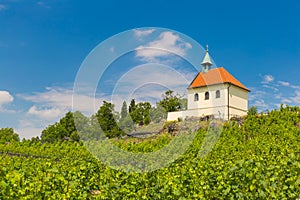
(168, 83, 249, 121)
(229, 85, 248, 117)
(188, 84, 228, 110)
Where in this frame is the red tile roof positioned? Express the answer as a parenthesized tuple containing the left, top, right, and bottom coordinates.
(189, 67, 250, 91)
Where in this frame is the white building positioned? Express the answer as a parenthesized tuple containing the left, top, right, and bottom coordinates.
(167, 46, 250, 121)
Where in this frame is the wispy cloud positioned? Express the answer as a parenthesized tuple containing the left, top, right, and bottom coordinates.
(15, 86, 104, 139)
(252, 74, 300, 110)
(0, 90, 15, 112)
(289, 91, 300, 104)
(134, 29, 155, 38)
(262, 74, 274, 83)
(111, 64, 194, 109)
(262, 84, 279, 92)
(16, 126, 43, 139)
(278, 81, 290, 86)
(0, 4, 7, 11)
(16, 119, 46, 139)
(253, 99, 268, 109)
(135, 31, 192, 62)
(37, 1, 50, 9)
(28, 106, 64, 120)
(18, 86, 103, 118)
(248, 89, 266, 101)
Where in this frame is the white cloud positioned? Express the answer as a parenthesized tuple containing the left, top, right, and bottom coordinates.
(18, 86, 104, 117)
(135, 31, 192, 62)
(254, 99, 268, 109)
(19, 87, 73, 110)
(16, 119, 45, 139)
(290, 91, 300, 105)
(0, 90, 14, 112)
(15, 86, 106, 139)
(290, 85, 300, 90)
(37, 1, 50, 9)
(248, 90, 266, 101)
(274, 94, 282, 99)
(262, 74, 274, 83)
(134, 29, 155, 38)
(280, 98, 293, 104)
(0, 4, 7, 11)
(111, 64, 194, 110)
(16, 126, 43, 139)
(28, 106, 64, 120)
(262, 84, 279, 92)
(278, 81, 290, 86)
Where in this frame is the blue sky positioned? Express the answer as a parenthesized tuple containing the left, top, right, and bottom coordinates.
(0, 0, 299, 138)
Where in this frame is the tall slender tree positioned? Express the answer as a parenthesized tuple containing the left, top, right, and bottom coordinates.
(120, 101, 128, 119)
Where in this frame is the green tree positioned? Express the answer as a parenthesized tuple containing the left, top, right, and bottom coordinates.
(158, 90, 182, 112)
(59, 112, 76, 135)
(73, 111, 89, 133)
(119, 115, 134, 133)
(41, 111, 79, 143)
(129, 99, 136, 113)
(149, 104, 167, 123)
(179, 98, 187, 110)
(248, 106, 258, 116)
(130, 102, 151, 125)
(96, 101, 122, 138)
(0, 128, 19, 143)
(120, 101, 128, 119)
(80, 114, 104, 141)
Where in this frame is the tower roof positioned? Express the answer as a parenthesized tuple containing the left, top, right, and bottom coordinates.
(189, 67, 250, 91)
(201, 45, 213, 66)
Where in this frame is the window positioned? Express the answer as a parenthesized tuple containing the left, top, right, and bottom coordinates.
(194, 93, 199, 101)
(205, 92, 209, 100)
(216, 90, 220, 98)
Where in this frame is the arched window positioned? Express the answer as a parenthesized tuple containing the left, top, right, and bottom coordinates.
(194, 93, 199, 101)
(216, 90, 220, 98)
(205, 92, 209, 100)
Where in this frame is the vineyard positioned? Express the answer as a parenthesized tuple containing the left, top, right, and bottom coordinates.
(1, 106, 300, 199)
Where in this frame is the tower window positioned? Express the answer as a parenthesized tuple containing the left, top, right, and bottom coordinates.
(194, 93, 199, 101)
(205, 92, 209, 100)
(216, 90, 220, 98)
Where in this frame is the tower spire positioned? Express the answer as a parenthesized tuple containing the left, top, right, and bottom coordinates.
(201, 44, 213, 73)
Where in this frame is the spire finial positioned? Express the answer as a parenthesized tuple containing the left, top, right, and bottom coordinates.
(201, 44, 213, 73)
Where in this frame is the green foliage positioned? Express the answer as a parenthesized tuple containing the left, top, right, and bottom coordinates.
(158, 90, 183, 112)
(96, 101, 122, 138)
(0, 106, 300, 199)
(149, 104, 167, 123)
(120, 101, 128, 119)
(129, 99, 136, 113)
(179, 97, 187, 110)
(129, 101, 151, 125)
(0, 128, 19, 143)
(41, 112, 79, 143)
(118, 115, 134, 133)
(248, 106, 258, 116)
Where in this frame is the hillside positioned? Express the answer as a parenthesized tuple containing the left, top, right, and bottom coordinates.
(0, 105, 299, 199)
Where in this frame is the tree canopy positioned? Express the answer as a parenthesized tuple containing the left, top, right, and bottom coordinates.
(158, 90, 185, 112)
(96, 101, 122, 138)
(41, 112, 80, 143)
(120, 101, 128, 119)
(0, 128, 19, 143)
(129, 101, 151, 125)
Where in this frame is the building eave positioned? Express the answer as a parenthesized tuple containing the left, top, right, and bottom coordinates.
(188, 82, 250, 92)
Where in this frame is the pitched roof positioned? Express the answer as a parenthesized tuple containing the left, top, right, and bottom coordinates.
(189, 67, 250, 91)
(201, 51, 213, 66)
